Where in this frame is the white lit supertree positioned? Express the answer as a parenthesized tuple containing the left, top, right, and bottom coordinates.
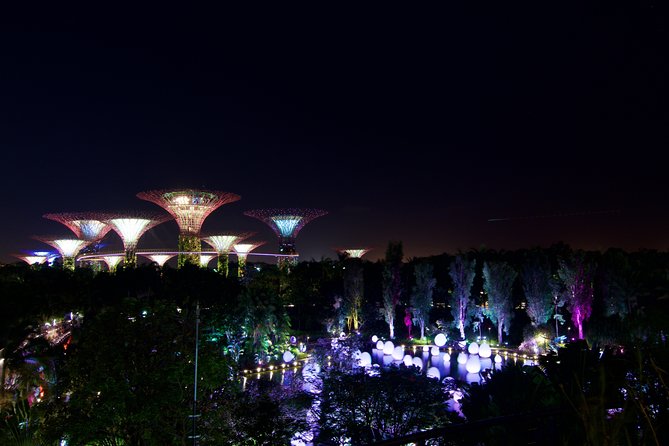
(243, 208, 327, 269)
(202, 232, 254, 276)
(33, 237, 90, 271)
(102, 255, 123, 272)
(141, 253, 176, 268)
(106, 213, 171, 268)
(137, 189, 241, 268)
(338, 248, 372, 259)
(233, 241, 266, 278)
(199, 254, 216, 268)
(14, 254, 49, 266)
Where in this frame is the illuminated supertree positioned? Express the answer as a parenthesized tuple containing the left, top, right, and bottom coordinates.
(106, 213, 171, 268)
(14, 254, 49, 266)
(102, 255, 123, 272)
(137, 189, 241, 268)
(338, 248, 372, 259)
(141, 253, 176, 268)
(43, 212, 113, 242)
(199, 254, 216, 268)
(33, 237, 90, 270)
(202, 232, 254, 276)
(243, 208, 327, 269)
(233, 241, 265, 278)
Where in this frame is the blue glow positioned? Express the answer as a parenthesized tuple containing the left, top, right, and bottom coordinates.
(271, 216, 302, 237)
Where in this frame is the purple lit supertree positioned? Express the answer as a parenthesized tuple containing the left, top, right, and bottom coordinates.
(243, 208, 327, 269)
(105, 212, 172, 269)
(202, 232, 254, 276)
(137, 189, 241, 268)
(233, 241, 266, 278)
(33, 236, 90, 270)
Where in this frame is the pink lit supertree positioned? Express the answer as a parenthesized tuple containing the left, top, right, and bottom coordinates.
(202, 232, 254, 276)
(137, 189, 241, 268)
(105, 213, 172, 269)
(243, 208, 327, 269)
(233, 241, 266, 278)
(42, 212, 113, 242)
(33, 236, 90, 270)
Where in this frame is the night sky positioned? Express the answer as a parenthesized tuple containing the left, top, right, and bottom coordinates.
(1, 5, 668, 263)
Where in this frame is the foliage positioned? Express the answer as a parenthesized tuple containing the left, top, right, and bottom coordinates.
(410, 262, 436, 340)
(482, 261, 517, 344)
(381, 241, 403, 339)
(522, 254, 554, 327)
(448, 255, 476, 339)
(317, 367, 449, 445)
(558, 253, 595, 340)
(343, 259, 364, 331)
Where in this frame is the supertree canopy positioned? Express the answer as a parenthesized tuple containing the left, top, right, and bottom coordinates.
(202, 232, 254, 276)
(338, 248, 372, 259)
(43, 212, 113, 241)
(199, 254, 216, 268)
(106, 213, 171, 268)
(141, 253, 176, 267)
(102, 255, 123, 272)
(243, 208, 327, 268)
(33, 237, 90, 271)
(233, 241, 265, 278)
(14, 254, 49, 266)
(137, 189, 241, 267)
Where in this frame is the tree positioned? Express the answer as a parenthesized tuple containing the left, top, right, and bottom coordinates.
(343, 258, 364, 331)
(482, 261, 517, 344)
(448, 255, 476, 339)
(522, 254, 554, 327)
(599, 249, 638, 320)
(558, 254, 594, 340)
(410, 262, 436, 340)
(381, 242, 403, 339)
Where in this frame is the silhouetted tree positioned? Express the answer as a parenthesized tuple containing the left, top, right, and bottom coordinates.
(410, 262, 436, 340)
(483, 261, 517, 344)
(449, 255, 476, 339)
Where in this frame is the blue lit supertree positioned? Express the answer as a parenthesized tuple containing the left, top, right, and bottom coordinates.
(243, 208, 327, 269)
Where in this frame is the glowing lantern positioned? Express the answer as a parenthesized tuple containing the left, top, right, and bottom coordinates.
(468, 342, 479, 355)
(434, 333, 447, 347)
(479, 342, 491, 358)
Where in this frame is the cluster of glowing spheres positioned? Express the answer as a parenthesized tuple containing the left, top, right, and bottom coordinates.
(468, 342, 479, 355)
(271, 216, 303, 237)
(431, 346, 440, 356)
(108, 218, 154, 248)
(479, 342, 492, 358)
(434, 333, 447, 347)
(383, 341, 395, 355)
(282, 351, 295, 363)
(426, 367, 441, 380)
(466, 356, 481, 374)
(359, 352, 372, 367)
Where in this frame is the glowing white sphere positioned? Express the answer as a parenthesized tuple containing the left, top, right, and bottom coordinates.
(457, 352, 468, 364)
(458, 340, 467, 348)
(479, 342, 492, 358)
(372, 335, 378, 343)
(494, 354, 502, 363)
(403, 354, 413, 367)
(392, 346, 404, 361)
(468, 342, 480, 355)
(422, 345, 429, 352)
(376, 340, 385, 350)
(352, 349, 361, 360)
(426, 367, 441, 380)
(434, 333, 447, 347)
(431, 346, 440, 356)
(359, 352, 372, 366)
(466, 355, 481, 374)
(383, 341, 395, 355)
(412, 356, 423, 370)
(443, 352, 451, 363)
(282, 351, 295, 363)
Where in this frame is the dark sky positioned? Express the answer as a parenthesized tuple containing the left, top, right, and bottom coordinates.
(1, 5, 668, 263)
